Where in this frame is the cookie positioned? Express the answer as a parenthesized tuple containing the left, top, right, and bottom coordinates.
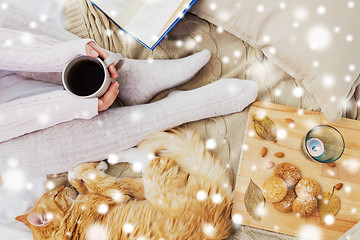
(295, 178, 321, 198)
(262, 176, 288, 202)
(292, 194, 318, 216)
(274, 163, 301, 188)
(272, 189, 297, 213)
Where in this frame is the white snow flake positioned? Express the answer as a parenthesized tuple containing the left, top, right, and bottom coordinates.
(233, 50, 242, 58)
(345, 75, 352, 82)
(211, 193, 223, 204)
(40, 14, 47, 22)
(29, 21, 38, 29)
(202, 223, 216, 237)
(195, 35, 202, 43)
(108, 154, 119, 164)
(274, 88, 282, 96)
(262, 35, 270, 43)
(205, 138, 217, 150)
(111, 190, 123, 203)
(294, 7, 308, 22)
(306, 25, 332, 51)
(123, 223, 134, 234)
(348, 1, 355, 8)
(277, 129, 287, 140)
(348, 64, 356, 72)
(257, 5, 265, 13)
(334, 26, 341, 33)
(175, 40, 183, 47)
(222, 56, 229, 64)
(317, 6, 326, 15)
(46, 181, 55, 190)
(242, 144, 248, 151)
(132, 161, 143, 172)
(269, 47, 276, 55)
(1, 2, 8, 10)
(98, 204, 109, 214)
(196, 190, 208, 201)
(312, 61, 319, 68)
(293, 87, 304, 98)
(322, 74, 335, 88)
(346, 35, 354, 42)
(209, 3, 217, 10)
(324, 215, 335, 225)
(110, 10, 117, 17)
(232, 213, 243, 225)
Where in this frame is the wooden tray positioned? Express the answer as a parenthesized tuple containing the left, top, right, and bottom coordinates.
(232, 101, 360, 240)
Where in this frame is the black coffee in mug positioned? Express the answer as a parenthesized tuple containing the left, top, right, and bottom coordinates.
(66, 59, 105, 96)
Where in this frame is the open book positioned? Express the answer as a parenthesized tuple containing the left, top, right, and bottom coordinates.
(90, 0, 198, 50)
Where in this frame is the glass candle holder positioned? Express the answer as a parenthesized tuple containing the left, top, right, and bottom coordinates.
(301, 125, 345, 163)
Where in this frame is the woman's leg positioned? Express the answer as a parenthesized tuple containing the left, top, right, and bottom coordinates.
(0, 79, 257, 178)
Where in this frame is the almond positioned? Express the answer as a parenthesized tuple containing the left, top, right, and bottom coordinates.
(274, 152, 284, 158)
(285, 118, 295, 125)
(261, 147, 268, 157)
(328, 162, 336, 167)
(334, 183, 343, 190)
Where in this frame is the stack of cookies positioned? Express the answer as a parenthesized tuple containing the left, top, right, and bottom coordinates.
(262, 163, 321, 217)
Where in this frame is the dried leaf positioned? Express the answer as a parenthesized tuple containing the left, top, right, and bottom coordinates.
(252, 115, 277, 143)
(244, 179, 265, 221)
(318, 192, 341, 224)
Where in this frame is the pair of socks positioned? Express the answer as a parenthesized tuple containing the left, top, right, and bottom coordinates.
(116, 50, 211, 105)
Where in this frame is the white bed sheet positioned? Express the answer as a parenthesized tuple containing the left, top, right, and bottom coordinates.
(1, 0, 67, 239)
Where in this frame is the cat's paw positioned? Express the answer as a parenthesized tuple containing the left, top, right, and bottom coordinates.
(96, 161, 108, 172)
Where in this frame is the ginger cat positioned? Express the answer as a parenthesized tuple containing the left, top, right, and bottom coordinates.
(16, 129, 233, 239)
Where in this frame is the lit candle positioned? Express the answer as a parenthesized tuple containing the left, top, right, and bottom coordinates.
(306, 138, 325, 157)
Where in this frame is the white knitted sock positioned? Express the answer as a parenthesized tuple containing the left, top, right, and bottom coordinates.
(0, 79, 258, 178)
(117, 50, 211, 105)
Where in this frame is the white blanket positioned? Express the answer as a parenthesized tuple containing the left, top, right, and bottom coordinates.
(0, 0, 66, 239)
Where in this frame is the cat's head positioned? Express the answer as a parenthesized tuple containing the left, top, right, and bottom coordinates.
(15, 185, 77, 239)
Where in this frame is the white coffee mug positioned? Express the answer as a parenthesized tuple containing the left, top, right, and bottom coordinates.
(62, 53, 123, 98)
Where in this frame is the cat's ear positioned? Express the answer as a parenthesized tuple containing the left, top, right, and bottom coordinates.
(26, 213, 50, 227)
(15, 214, 29, 225)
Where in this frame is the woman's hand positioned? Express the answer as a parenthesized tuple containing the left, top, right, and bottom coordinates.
(85, 41, 119, 112)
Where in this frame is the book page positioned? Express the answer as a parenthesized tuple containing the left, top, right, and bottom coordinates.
(91, 0, 144, 27)
(124, 0, 184, 47)
(158, 0, 193, 36)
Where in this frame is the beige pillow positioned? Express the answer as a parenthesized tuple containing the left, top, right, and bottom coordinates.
(191, 0, 360, 122)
